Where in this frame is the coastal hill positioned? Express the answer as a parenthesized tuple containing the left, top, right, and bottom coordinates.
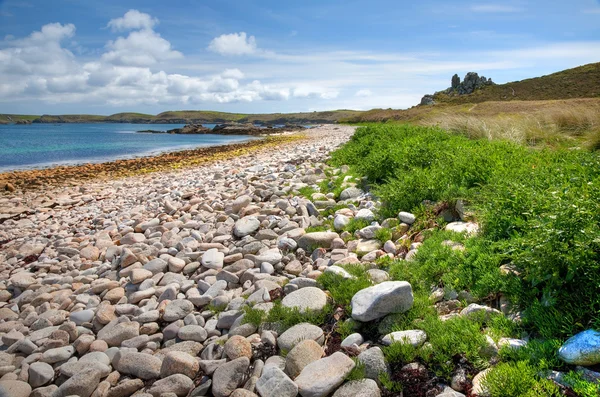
(432, 61, 600, 104)
(0, 109, 362, 125)
(343, 62, 600, 123)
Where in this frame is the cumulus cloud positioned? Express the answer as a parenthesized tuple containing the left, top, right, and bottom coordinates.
(107, 9, 158, 31)
(208, 32, 258, 56)
(102, 29, 183, 66)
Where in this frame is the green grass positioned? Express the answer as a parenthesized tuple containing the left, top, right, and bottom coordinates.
(297, 186, 319, 199)
(482, 361, 561, 397)
(317, 264, 372, 309)
(343, 218, 371, 234)
(374, 227, 393, 242)
(242, 300, 333, 333)
(562, 371, 600, 397)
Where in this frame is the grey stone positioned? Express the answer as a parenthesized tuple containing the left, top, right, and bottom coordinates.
(97, 320, 139, 347)
(341, 333, 364, 348)
(212, 357, 250, 397)
(278, 323, 325, 352)
(148, 374, 194, 397)
(351, 281, 413, 322)
(163, 300, 194, 322)
(116, 351, 162, 380)
(256, 366, 298, 397)
(281, 287, 327, 313)
(358, 347, 388, 380)
(297, 232, 340, 251)
(295, 352, 355, 397)
(285, 339, 323, 378)
(28, 362, 54, 388)
(381, 330, 427, 347)
(339, 187, 363, 201)
(398, 212, 415, 224)
(234, 217, 261, 237)
(69, 309, 95, 326)
(40, 345, 75, 363)
(332, 379, 381, 397)
(53, 368, 102, 397)
(201, 248, 224, 270)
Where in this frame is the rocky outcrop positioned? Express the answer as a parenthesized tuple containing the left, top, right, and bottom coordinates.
(448, 72, 495, 95)
(420, 95, 435, 106)
(137, 124, 212, 134)
(419, 72, 495, 106)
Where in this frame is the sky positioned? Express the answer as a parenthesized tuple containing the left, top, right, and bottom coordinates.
(0, 0, 599, 115)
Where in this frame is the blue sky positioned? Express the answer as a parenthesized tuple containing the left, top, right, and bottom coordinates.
(0, 0, 599, 115)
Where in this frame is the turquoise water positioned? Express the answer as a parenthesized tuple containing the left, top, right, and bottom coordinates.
(0, 123, 258, 171)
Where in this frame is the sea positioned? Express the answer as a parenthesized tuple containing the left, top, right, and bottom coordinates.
(0, 123, 260, 172)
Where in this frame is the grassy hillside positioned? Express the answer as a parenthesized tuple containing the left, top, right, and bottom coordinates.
(434, 62, 600, 104)
(1, 109, 362, 124)
(344, 98, 600, 148)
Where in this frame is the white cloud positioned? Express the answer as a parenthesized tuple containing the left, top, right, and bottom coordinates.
(471, 4, 523, 13)
(208, 32, 258, 56)
(221, 68, 245, 79)
(107, 9, 158, 31)
(102, 29, 183, 66)
(355, 89, 372, 97)
(583, 8, 600, 14)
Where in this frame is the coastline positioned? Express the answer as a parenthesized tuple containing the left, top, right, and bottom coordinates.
(0, 132, 305, 193)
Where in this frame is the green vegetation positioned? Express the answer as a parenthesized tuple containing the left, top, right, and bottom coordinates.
(317, 264, 372, 307)
(374, 227, 392, 243)
(297, 186, 319, 199)
(342, 218, 371, 234)
(331, 124, 600, 340)
(380, 310, 502, 378)
(482, 361, 561, 397)
(346, 359, 366, 381)
(328, 122, 600, 392)
(563, 371, 600, 397)
(242, 300, 333, 333)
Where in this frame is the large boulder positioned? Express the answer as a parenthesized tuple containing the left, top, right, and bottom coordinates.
(351, 281, 413, 322)
(558, 329, 600, 365)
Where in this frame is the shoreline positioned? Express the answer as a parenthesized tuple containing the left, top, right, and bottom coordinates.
(0, 132, 305, 193)
(0, 135, 261, 173)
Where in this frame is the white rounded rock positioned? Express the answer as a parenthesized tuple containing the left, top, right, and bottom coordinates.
(351, 281, 413, 322)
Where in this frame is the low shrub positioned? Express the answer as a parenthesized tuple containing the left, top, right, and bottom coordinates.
(482, 361, 561, 397)
(317, 264, 372, 308)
